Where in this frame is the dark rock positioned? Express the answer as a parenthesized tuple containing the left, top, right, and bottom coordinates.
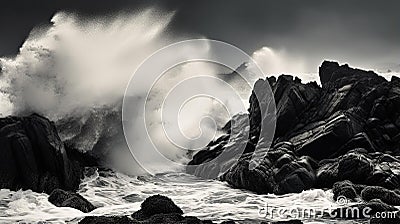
(220, 221, 236, 224)
(80, 214, 208, 224)
(266, 75, 319, 139)
(319, 61, 384, 88)
(316, 150, 400, 189)
(370, 215, 400, 224)
(316, 151, 373, 187)
(131, 195, 183, 220)
(220, 145, 315, 194)
(319, 61, 340, 86)
(293, 112, 357, 160)
(332, 180, 359, 201)
(80, 195, 213, 224)
(361, 186, 400, 206)
(188, 61, 400, 195)
(337, 152, 373, 182)
(79, 216, 137, 224)
(187, 114, 250, 179)
(0, 114, 83, 194)
(48, 189, 95, 213)
(140, 213, 204, 224)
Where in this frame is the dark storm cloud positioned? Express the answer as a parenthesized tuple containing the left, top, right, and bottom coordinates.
(1, 0, 399, 70)
(167, 0, 400, 70)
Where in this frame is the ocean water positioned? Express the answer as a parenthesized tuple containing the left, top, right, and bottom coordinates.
(0, 169, 372, 224)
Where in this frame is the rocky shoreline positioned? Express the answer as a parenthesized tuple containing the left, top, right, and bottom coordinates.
(0, 61, 399, 223)
(188, 61, 400, 195)
(188, 61, 400, 222)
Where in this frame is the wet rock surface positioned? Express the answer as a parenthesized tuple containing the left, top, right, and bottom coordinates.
(187, 61, 400, 195)
(78, 194, 303, 224)
(328, 180, 400, 221)
(220, 143, 316, 194)
(0, 114, 83, 194)
(79, 195, 225, 224)
(48, 188, 96, 213)
(131, 194, 183, 220)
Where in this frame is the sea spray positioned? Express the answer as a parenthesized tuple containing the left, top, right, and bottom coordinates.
(0, 10, 258, 175)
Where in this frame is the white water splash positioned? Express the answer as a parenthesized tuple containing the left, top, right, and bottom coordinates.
(0, 170, 371, 224)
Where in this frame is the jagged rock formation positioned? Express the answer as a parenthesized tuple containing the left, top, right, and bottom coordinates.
(187, 61, 400, 195)
(0, 114, 83, 194)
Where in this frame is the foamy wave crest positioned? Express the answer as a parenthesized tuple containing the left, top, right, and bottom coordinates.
(0, 9, 173, 118)
(0, 10, 259, 175)
(0, 10, 275, 176)
(0, 9, 176, 174)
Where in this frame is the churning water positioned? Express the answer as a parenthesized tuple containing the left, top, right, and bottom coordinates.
(0, 169, 372, 224)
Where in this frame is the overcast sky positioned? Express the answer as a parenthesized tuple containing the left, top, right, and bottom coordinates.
(1, 0, 399, 71)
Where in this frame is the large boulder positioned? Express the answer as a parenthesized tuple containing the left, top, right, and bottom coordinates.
(0, 114, 83, 193)
(131, 195, 183, 220)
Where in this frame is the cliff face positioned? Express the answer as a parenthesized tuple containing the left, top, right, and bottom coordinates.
(0, 114, 83, 193)
(188, 61, 400, 194)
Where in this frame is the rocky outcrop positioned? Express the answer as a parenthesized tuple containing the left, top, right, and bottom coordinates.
(220, 143, 316, 194)
(0, 114, 83, 194)
(316, 150, 400, 189)
(187, 61, 400, 195)
(48, 189, 96, 212)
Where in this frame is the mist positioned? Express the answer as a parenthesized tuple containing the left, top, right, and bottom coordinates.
(0, 9, 257, 175)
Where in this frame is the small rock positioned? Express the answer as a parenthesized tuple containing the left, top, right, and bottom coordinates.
(49, 189, 95, 213)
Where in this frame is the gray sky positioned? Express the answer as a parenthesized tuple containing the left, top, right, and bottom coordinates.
(1, 0, 399, 71)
